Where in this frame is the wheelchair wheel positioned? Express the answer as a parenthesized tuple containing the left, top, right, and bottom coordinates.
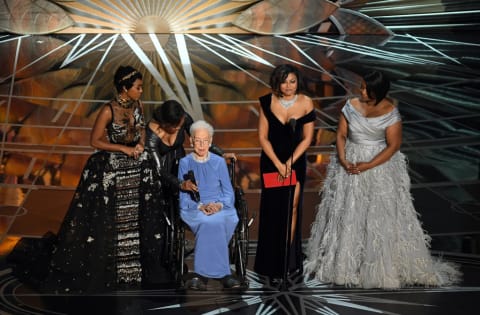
(164, 203, 177, 267)
(230, 186, 249, 282)
(172, 217, 187, 287)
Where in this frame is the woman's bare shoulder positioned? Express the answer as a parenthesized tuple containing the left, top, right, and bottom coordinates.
(348, 97, 360, 106)
(98, 103, 113, 118)
(386, 97, 398, 107)
(299, 93, 314, 110)
(381, 97, 397, 112)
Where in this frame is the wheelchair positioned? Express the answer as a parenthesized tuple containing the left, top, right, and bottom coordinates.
(168, 157, 251, 289)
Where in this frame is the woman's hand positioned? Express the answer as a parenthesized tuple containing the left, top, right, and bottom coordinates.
(275, 162, 290, 178)
(353, 162, 370, 174)
(340, 158, 358, 175)
(179, 179, 198, 192)
(345, 161, 369, 175)
(199, 202, 222, 215)
(134, 144, 144, 154)
(285, 159, 293, 176)
(223, 152, 237, 161)
(124, 146, 141, 159)
(125, 144, 144, 159)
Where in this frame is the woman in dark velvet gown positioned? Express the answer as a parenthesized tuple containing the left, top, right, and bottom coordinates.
(254, 64, 315, 281)
(8, 66, 168, 293)
(145, 100, 226, 203)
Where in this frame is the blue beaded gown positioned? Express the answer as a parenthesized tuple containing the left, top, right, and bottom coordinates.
(304, 100, 461, 289)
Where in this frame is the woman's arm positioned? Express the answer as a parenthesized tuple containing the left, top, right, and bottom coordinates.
(146, 130, 196, 192)
(178, 158, 200, 210)
(336, 113, 351, 170)
(285, 96, 315, 173)
(356, 121, 402, 172)
(290, 120, 314, 164)
(216, 159, 235, 209)
(150, 145, 181, 187)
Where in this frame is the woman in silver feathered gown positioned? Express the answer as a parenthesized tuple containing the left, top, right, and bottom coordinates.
(304, 71, 461, 289)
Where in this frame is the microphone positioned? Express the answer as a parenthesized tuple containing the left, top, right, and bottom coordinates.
(187, 170, 201, 202)
(288, 118, 296, 133)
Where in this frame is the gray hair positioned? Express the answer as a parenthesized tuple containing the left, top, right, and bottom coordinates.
(190, 120, 214, 137)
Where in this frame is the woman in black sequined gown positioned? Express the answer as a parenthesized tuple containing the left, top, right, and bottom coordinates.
(9, 66, 168, 293)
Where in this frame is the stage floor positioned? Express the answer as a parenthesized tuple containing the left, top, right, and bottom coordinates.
(1, 252, 479, 315)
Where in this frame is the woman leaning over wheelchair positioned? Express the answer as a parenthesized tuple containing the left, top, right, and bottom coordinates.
(144, 100, 231, 286)
(177, 120, 241, 290)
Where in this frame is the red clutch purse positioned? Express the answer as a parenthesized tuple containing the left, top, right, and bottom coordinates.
(262, 170, 297, 188)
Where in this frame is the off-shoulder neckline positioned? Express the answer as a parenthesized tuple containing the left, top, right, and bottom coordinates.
(347, 99, 397, 119)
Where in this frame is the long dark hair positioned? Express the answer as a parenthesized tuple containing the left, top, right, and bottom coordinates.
(363, 70, 390, 105)
(269, 64, 306, 97)
(114, 65, 143, 93)
(153, 99, 185, 126)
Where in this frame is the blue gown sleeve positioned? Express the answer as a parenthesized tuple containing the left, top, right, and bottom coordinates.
(215, 159, 235, 209)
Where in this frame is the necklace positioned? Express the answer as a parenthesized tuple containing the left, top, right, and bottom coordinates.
(193, 152, 210, 163)
(279, 94, 298, 109)
(117, 95, 134, 109)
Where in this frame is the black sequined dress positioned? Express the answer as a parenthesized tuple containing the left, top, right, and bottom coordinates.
(9, 99, 170, 293)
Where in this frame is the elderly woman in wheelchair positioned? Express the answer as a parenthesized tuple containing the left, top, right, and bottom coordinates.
(178, 120, 242, 290)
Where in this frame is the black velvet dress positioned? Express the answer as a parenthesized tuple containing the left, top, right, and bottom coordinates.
(145, 114, 189, 199)
(145, 114, 189, 274)
(8, 100, 170, 293)
(145, 112, 224, 200)
(253, 93, 316, 279)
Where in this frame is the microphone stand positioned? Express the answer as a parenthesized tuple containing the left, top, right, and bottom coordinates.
(281, 120, 296, 291)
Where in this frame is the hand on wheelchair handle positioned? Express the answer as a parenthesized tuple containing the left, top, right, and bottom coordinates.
(223, 152, 237, 161)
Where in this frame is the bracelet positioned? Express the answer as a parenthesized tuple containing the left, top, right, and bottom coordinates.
(179, 181, 184, 190)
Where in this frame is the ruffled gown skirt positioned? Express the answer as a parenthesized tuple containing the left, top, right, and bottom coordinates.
(304, 141, 461, 289)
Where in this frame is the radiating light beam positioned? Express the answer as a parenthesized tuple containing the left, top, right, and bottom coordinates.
(148, 33, 192, 111)
(187, 34, 270, 88)
(121, 33, 178, 100)
(175, 34, 203, 119)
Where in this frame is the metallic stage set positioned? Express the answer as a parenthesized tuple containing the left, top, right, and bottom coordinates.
(0, 1, 479, 314)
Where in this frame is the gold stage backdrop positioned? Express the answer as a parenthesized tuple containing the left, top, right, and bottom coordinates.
(0, 1, 479, 252)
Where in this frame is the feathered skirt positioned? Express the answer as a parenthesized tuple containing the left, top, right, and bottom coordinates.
(304, 141, 461, 289)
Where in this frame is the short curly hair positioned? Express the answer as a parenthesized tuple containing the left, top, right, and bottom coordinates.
(190, 120, 214, 138)
(114, 65, 143, 93)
